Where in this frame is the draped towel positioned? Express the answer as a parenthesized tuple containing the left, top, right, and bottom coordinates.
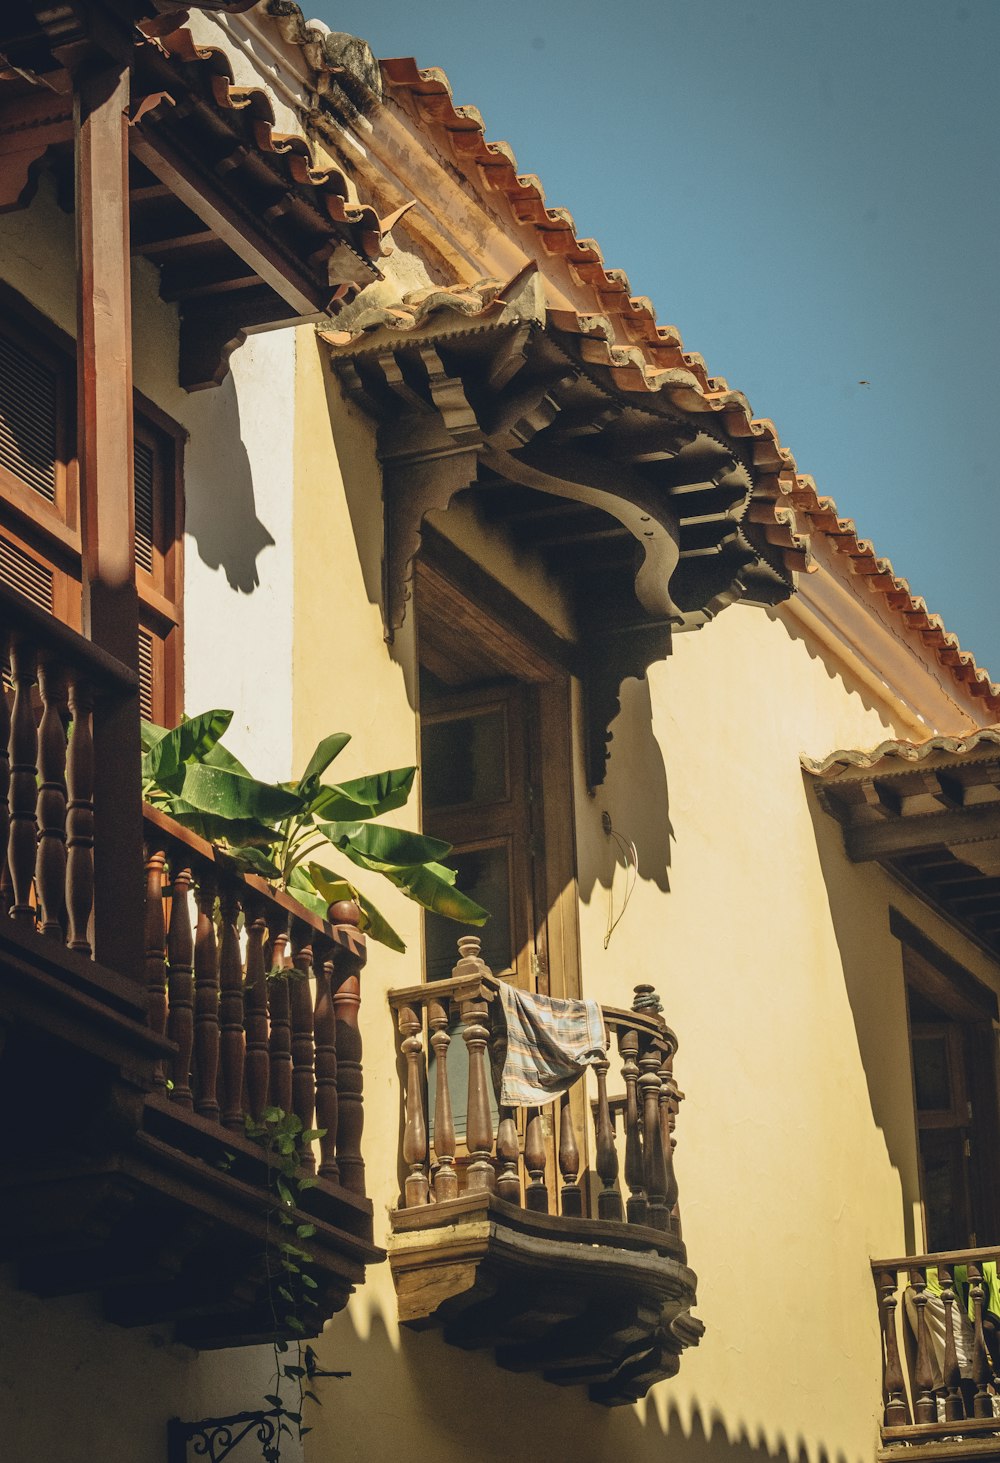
(493, 982, 607, 1106)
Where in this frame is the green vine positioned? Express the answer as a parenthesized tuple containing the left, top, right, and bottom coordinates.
(245, 1105, 346, 1460)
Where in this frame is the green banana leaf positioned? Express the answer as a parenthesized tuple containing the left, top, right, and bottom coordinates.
(333, 843, 488, 925)
(143, 709, 233, 788)
(154, 799, 279, 849)
(173, 762, 304, 823)
(297, 732, 352, 795)
(215, 844, 282, 879)
(319, 821, 452, 867)
(308, 766, 416, 821)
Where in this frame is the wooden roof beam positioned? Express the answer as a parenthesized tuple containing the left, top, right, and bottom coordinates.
(845, 804, 1000, 862)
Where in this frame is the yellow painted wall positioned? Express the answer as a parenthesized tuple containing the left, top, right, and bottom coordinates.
(291, 337, 1000, 1463)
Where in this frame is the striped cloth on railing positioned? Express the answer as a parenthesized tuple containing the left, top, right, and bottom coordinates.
(493, 981, 607, 1106)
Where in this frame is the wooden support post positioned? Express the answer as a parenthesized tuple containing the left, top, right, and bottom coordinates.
(968, 1263, 994, 1419)
(911, 1268, 937, 1425)
(877, 1268, 911, 1428)
(593, 1052, 622, 1222)
(329, 901, 366, 1198)
(398, 1003, 429, 1207)
(74, 59, 143, 980)
(428, 995, 458, 1202)
(938, 1265, 966, 1423)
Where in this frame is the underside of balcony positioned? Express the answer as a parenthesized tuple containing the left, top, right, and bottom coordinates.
(389, 1190, 701, 1405)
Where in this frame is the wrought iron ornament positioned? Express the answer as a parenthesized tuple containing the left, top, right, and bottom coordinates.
(167, 1410, 282, 1463)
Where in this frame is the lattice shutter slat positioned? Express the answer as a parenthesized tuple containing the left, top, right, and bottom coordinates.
(0, 332, 57, 502)
(138, 628, 154, 722)
(0, 535, 54, 612)
(134, 438, 155, 574)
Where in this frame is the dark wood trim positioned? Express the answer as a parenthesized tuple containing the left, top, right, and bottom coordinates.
(891, 908, 1000, 1021)
(847, 805, 1000, 861)
(419, 521, 579, 680)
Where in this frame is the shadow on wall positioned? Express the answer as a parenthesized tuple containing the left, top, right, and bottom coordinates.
(184, 371, 275, 594)
(315, 1299, 859, 1463)
(578, 674, 672, 902)
(766, 606, 895, 737)
(806, 782, 917, 1254)
(322, 353, 384, 613)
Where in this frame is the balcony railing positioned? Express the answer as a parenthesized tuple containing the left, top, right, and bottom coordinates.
(0, 584, 383, 1345)
(386, 938, 702, 1403)
(142, 806, 368, 1197)
(874, 1248, 1000, 1447)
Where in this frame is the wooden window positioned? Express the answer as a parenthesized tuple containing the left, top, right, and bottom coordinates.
(0, 286, 183, 723)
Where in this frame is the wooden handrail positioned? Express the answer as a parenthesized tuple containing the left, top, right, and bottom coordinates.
(873, 1244, 1000, 1274)
(0, 579, 137, 693)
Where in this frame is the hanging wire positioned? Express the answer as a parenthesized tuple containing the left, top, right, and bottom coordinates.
(602, 812, 637, 948)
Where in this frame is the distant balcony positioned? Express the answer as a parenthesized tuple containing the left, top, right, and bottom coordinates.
(387, 942, 702, 1405)
(0, 585, 382, 1346)
(874, 1248, 1000, 1459)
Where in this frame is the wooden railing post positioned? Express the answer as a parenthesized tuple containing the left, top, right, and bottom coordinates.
(218, 887, 245, 1132)
(910, 1267, 938, 1425)
(618, 1028, 646, 1224)
(330, 900, 366, 1198)
(266, 910, 293, 1116)
(65, 676, 95, 955)
(192, 870, 220, 1122)
(558, 1091, 582, 1217)
(877, 1268, 911, 1427)
(639, 1041, 669, 1231)
(166, 858, 195, 1108)
(455, 937, 495, 1196)
(428, 994, 458, 1202)
(593, 1051, 622, 1221)
(398, 1002, 429, 1207)
(968, 1262, 993, 1418)
(523, 1107, 548, 1212)
(938, 1265, 966, 1423)
(7, 639, 37, 926)
(313, 939, 339, 1181)
(144, 840, 167, 1089)
(34, 659, 67, 939)
(0, 631, 10, 895)
(243, 896, 269, 1121)
(290, 920, 316, 1173)
(495, 1104, 521, 1206)
(658, 1042, 680, 1226)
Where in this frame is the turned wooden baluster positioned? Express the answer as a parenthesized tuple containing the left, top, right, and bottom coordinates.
(877, 1268, 911, 1427)
(640, 1040, 668, 1231)
(65, 677, 95, 954)
(558, 1091, 583, 1217)
(910, 1267, 938, 1424)
(330, 901, 366, 1197)
(398, 1002, 429, 1206)
(619, 1028, 646, 1224)
(313, 938, 339, 1181)
(243, 897, 269, 1120)
(658, 1042, 680, 1227)
(968, 1262, 994, 1418)
(144, 841, 168, 1089)
(34, 659, 67, 940)
(266, 909, 293, 1115)
(192, 870, 220, 1122)
(7, 640, 37, 926)
(524, 1107, 548, 1212)
(0, 632, 10, 906)
(459, 977, 495, 1195)
(428, 994, 458, 1201)
(166, 859, 195, 1107)
(495, 1105, 521, 1205)
(938, 1265, 966, 1423)
(290, 920, 317, 1172)
(218, 887, 245, 1131)
(593, 1051, 622, 1221)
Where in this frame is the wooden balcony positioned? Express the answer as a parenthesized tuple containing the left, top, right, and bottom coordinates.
(387, 942, 702, 1405)
(874, 1248, 1000, 1460)
(0, 586, 382, 1347)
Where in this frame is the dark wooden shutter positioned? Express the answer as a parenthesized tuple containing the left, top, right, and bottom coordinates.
(0, 534, 54, 612)
(138, 627, 155, 722)
(0, 329, 58, 502)
(134, 436, 155, 574)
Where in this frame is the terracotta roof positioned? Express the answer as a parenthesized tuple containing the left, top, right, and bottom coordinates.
(258, 2, 1000, 718)
(803, 726, 1000, 779)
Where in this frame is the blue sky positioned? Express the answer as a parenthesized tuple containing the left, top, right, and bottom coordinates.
(316, 0, 1000, 674)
